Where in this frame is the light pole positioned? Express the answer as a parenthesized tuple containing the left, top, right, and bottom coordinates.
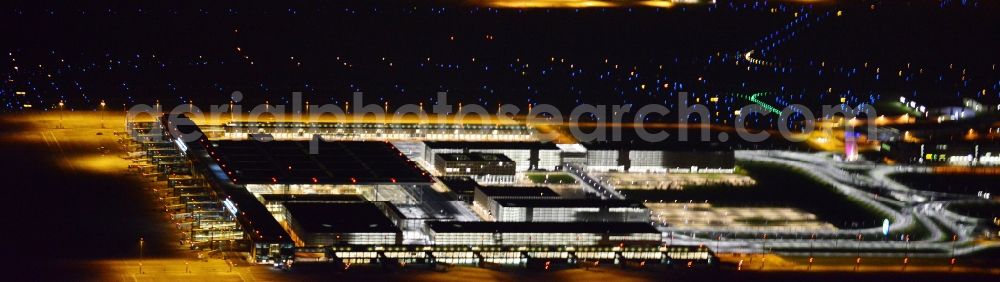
(808, 233, 816, 271)
(100, 100, 106, 128)
(58, 100, 65, 129)
(902, 234, 910, 271)
(854, 233, 862, 271)
(139, 237, 144, 274)
(759, 233, 767, 270)
(716, 234, 721, 254)
(950, 234, 957, 271)
(210, 226, 215, 251)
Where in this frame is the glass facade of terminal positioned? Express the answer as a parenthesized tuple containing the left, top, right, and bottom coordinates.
(291, 245, 715, 267)
(478, 201, 650, 223)
(428, 231, 660, 246)
(586, 149, 620, 169)
(425, 146, 562, 172)
(220, 123, 535, 143)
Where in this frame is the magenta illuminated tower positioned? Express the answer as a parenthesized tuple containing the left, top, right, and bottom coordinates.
(844, 131, 858, 162)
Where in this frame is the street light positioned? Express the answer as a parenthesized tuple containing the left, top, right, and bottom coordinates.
(57, 100, 65, 129)
(950, 234, 958, 271)
(854, 233, 862, 271)
(808, 233, 816, 271)
(902, 234, 910, 271)
(139, 236, 144, 274)
(100, 100, 106, 128)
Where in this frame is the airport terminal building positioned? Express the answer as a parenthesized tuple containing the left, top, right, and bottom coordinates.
(434, 152, 517, 183)
(161, 116, 433, 263)
(580, 141, 736, 173)
(486, 198, 651, 223)
(426, 221, 662, 246)
(137, 116, 716, 268)
(283, 202, 402, 246)
(423, 141, 562, 172)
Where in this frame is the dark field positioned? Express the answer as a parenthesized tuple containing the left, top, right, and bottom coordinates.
(0, 114, 183, 277)
(890, 173, 999, 196)
(948, 202, 1000, 219)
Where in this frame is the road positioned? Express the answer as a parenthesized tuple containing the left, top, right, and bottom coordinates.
(658, 150, 999, 258)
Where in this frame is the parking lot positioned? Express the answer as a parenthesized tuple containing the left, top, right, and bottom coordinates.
(647, 202, 836, 232)
(593, 172, 756, 190)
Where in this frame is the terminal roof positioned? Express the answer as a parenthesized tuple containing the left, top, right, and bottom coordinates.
(210, 140, 432, 185)
(427, 221, 658, 234)
(284, 202, 400, 233)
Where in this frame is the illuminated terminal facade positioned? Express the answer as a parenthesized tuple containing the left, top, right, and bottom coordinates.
(423, 141, 562, 172)
(434, 152, 517, 183)
(485, 198, 651, 223)
(469, 183, 650, 223)
(132, 116, 717, 268)
(580, 141, 736, 173)
(156, 116, 434, 263)
(473, 186, 561, 218)
(294, 244, 713, 267)
(426, 221, 662, 246)
(218, 121, 536, 142)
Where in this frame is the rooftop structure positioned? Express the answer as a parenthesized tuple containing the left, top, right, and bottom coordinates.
(209, 140, 432, 185)
(424, 141, 561, 151)
(424, 141, 562, 171)
(436, 152, 514, 162)
(434, 152, 517, 183)
(259, 194, 366, 203)
(438, 176, 481, 202)
(492, 198, 646, 209)
(259, 194, 367, 221)
(283, 202, 401, 246)
(473, 186, 562, 219)
(475, 186, 560, 198)
(439, 176, 481, 195)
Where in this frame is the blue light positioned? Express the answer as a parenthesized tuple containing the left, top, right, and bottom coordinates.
(223, 199, 238, 216)
(882, 219, 890, 236)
